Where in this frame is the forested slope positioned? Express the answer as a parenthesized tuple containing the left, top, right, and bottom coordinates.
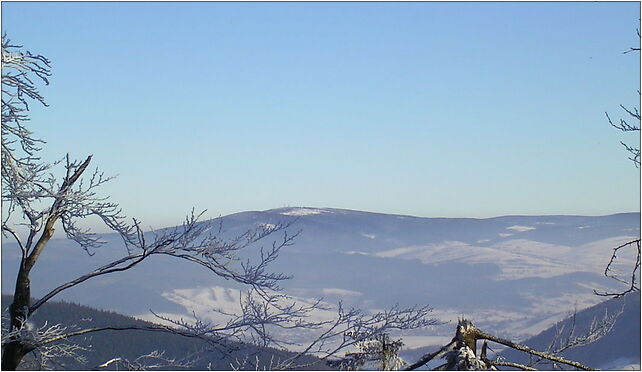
(1, 295, 328, 370)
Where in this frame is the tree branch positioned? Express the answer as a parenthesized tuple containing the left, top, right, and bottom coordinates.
(475, 329, 595, 371)
(404, 339, 457, 370)
(492, 360, 537, 371)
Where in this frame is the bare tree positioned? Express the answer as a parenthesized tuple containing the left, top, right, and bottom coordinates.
(403, 318, 616, 371)
(599, 27, 642, 298)
(0, 34, 294, 370)
(1, 35, 437, 370)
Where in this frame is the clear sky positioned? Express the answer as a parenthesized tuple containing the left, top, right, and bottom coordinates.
(2, 2, 640, 230)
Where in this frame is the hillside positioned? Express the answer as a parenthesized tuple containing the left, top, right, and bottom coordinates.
(0, 295, 328, 370)
(2, 207, 639, 363)
(399, 292, 640, 370)
(498, 291, 640, 370)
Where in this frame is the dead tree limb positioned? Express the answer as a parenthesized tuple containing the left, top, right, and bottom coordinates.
(475, 328, 595, 371)
(404, 339, 457, 370)
(492, 360, 537, 371)
(405, 319, 596, 371)
(594, 239, 641, 298)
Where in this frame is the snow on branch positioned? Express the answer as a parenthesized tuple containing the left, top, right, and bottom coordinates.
(1, 317, 90, 370)
(404, 318, 606, 371)
(96, 350, 196, 371)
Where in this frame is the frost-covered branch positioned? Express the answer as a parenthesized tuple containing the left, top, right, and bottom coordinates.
(273, 303, 437, 370)
(594, 239, 641, 298)
(404, 339, 457, 370)
(477, 327, 594, 370)
(149, 211, 297, 293)
(1, 34, 302, 371)
(521, 305, 623, 369)
(405, 319, 596, 371)
(2, 34, 52, 236)
(1, 317, 90, 370)
(141, 297, 436, 371)
(31, 214, 295, 314)
(96, 350, 195, 371)
(606, 109, 641, 167)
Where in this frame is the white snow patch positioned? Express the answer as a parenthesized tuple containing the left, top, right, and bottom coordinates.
(152, 286, 349, 350)
(506, 225, 536, 232)
(567, 235, 641, 274)
(345, 250, 369, 256)
(361, 233, 376, 239)
(376, 245, 427, 258)
(157, 287, 336, 325)
(161, 286, 242, 318)
(577, 225, 590, 229)
(376, 239, 586, 280)
(322, 288, 363, 297)
(280, 208, 328, 216)
(260, 223, 277, 229)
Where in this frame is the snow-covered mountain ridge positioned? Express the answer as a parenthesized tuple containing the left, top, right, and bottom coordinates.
(2, 207, 639, 349)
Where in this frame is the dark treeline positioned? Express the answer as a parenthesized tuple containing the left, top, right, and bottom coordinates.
(0, 295, 329, 370)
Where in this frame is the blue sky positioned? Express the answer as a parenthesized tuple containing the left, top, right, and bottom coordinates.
(2, 2, 640, 229)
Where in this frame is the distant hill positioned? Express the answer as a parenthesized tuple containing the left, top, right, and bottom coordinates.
(498, 291, 640, 370)
(1, 295, 329, 370)
(2, 207, 639, 357)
